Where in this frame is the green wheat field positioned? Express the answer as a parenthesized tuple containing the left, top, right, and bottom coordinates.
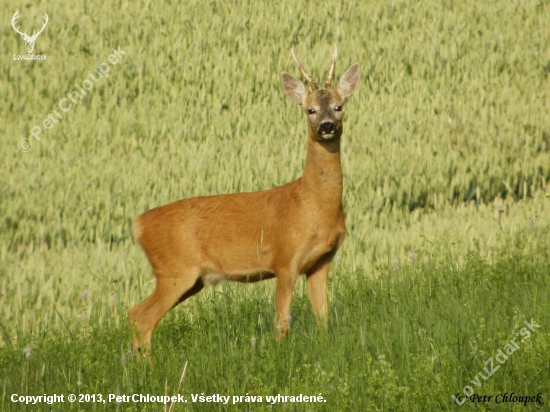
(1, 0, 550, 410)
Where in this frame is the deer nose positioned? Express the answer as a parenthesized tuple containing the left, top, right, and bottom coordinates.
(320, 121, 336, 133)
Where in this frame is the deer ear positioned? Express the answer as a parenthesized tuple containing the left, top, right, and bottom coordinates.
(280, 72, 309, 105)
(336, 62, 360, 98)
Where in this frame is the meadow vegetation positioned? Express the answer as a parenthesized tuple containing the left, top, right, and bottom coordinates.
(1, 0, 549, 410)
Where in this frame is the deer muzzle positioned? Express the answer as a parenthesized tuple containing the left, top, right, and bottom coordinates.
(318, 121, 338, 139)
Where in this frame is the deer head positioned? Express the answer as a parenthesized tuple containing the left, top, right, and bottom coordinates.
(12, 11, 49, 54)
(280, 45, 360, 142)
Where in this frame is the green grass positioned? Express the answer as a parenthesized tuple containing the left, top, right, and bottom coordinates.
(1, 242, 549, 411)
(1, 0, 550, 410)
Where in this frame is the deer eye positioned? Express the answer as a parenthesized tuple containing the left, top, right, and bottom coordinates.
(334, 106, 342, 112)
(307, 108, 316, 115)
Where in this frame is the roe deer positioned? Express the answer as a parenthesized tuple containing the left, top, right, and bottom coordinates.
(129, 46, 360, 360)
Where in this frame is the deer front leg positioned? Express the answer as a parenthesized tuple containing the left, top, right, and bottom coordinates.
(274, 270, 298, 340)
(306, 260, 331, 327)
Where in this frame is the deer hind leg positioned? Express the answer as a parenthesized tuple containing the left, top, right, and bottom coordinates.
(128, 268, 203, 362)
(306, 259, 331, 327)
(274, 268, 299, 340)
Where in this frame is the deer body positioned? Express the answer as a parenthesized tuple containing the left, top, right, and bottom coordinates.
(135, 176, 344, 285)
(129, 47, 360, 359)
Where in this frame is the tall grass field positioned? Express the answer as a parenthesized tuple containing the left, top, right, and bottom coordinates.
(1, 0, 550, 410)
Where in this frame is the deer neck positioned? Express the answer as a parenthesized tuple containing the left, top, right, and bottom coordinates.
(301, 136, 343, 213)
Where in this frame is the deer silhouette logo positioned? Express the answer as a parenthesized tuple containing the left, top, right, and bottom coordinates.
(11, 10, 49, 54)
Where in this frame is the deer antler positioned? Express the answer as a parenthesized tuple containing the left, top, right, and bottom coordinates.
(11, 11, 48, 41)
(324, 45, 338, 89)
(11, 11, 27, 37)
(30, 13, 49, 41)
(291, 48, 319, 91)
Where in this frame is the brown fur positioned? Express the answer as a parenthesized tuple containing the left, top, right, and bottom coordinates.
(128, 47, 360, 360)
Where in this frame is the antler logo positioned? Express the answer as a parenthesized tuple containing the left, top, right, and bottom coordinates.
(11, 10, 49, 54)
